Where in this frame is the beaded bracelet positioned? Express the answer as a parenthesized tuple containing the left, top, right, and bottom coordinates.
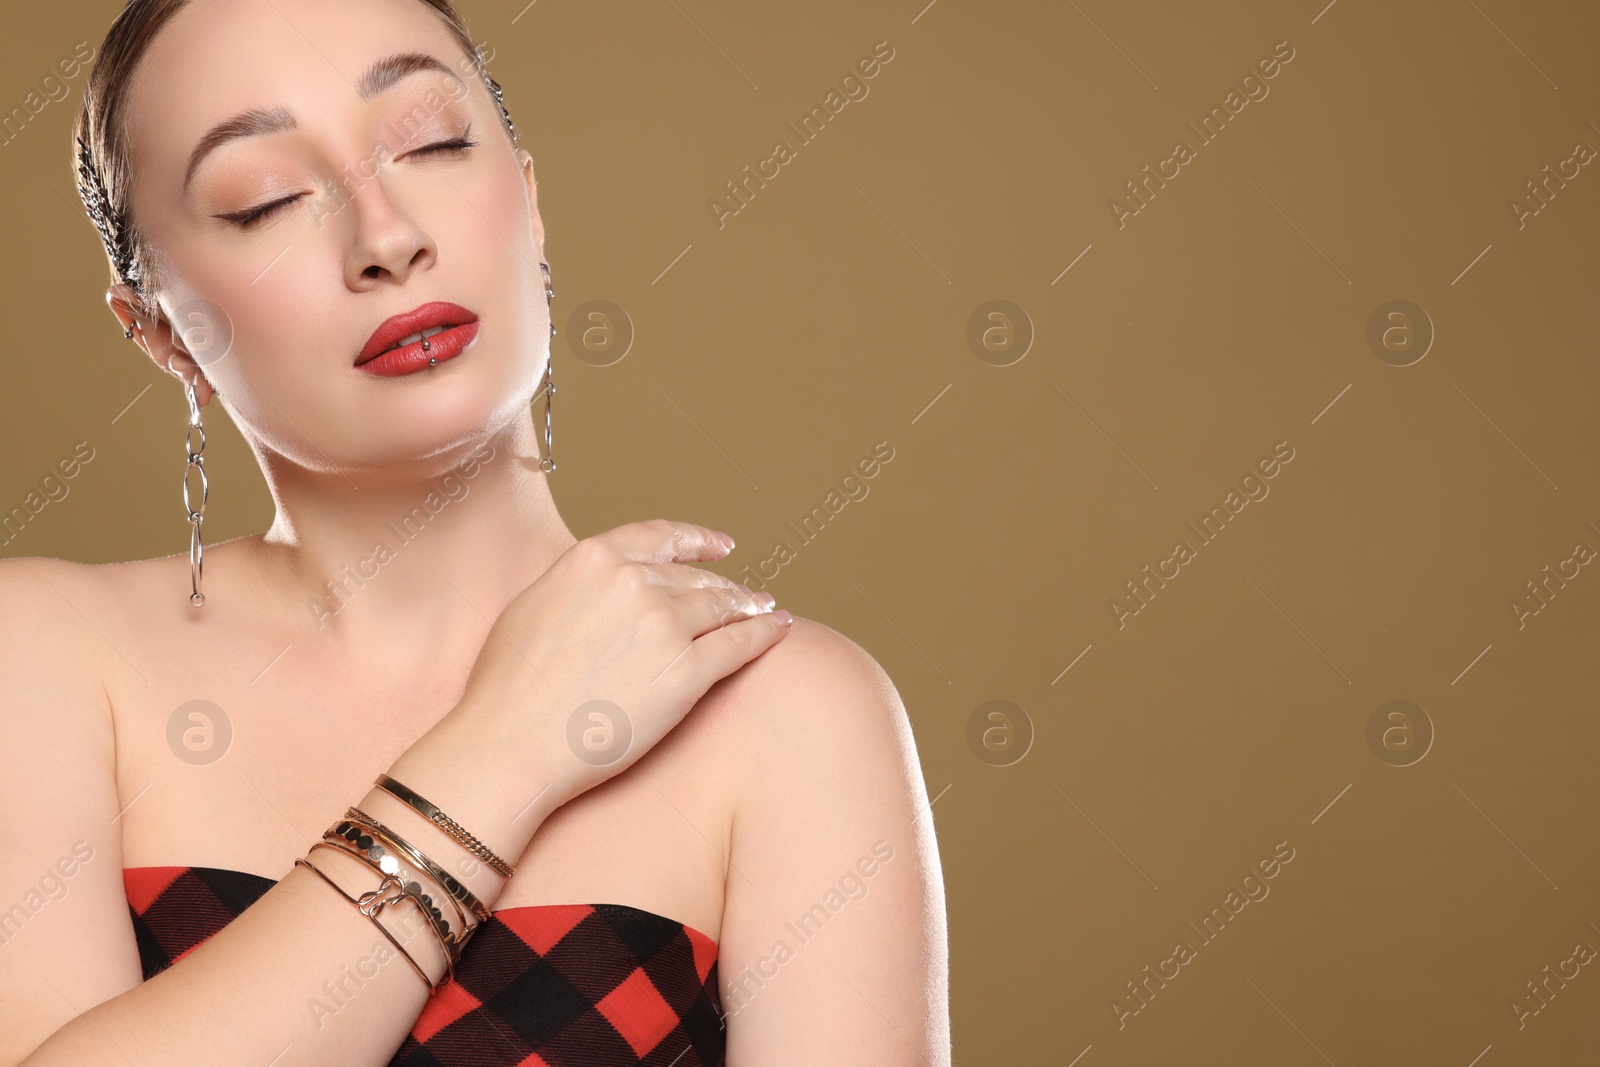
(319, 824, 473, 960)
(344, 806, 493, 925)
(374, 774, 518, 878)
(294, 851, 446, 993)
(309, 838, 463, 986)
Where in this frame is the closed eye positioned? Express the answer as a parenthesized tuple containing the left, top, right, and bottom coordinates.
(217, 193, 305, 228)
(412, 134, 478, 158)
(216, 129, 479, 229)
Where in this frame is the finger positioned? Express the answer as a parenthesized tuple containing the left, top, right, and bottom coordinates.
(640, 560, 750, 598)
(671, 585, 771, 638)
(662, 613, 794, 695)
(596, 519, 734, 565)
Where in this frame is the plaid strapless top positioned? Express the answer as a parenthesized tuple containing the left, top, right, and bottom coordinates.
(123, 866, 726, 1066)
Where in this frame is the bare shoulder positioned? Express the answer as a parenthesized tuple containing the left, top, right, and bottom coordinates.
(710, 613, 923, 806)
(0, 557, 152, 1058)
(0, 551, 204, 731)
(766, 614, 905, 712)
(0, 551, 169, 600)
(0, 553, 85, 604)
(0, 555, 121, 730)
(710, 615, 952, 1061)
(0, 553, 159, 665)
(720, 614, 908, 729)
(0, 555, 106, 649)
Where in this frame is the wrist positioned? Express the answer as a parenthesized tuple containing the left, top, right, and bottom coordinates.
(353, 779, 511, 909)
(381, 705, 570, 888)
(298, 838, 453, 986)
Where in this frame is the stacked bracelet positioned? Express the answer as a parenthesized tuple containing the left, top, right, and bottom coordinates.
(294, 778, 511, 995)
(294, 853, 450, 993)
(375, 773, 518, 878)
(319, 824, 471, 954)
(345, 807, 493, 924)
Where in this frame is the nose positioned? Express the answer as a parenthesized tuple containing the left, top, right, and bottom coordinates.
(343, 173, 437, 290)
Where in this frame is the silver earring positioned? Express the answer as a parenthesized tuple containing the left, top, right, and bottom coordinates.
(183, 380, 208, 607)
(538, 262, 556, 474)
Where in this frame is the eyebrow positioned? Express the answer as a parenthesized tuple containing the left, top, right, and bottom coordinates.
(183, 52, 463, 190)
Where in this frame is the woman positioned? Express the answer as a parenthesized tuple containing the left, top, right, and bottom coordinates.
(0, 1, 950, 1064)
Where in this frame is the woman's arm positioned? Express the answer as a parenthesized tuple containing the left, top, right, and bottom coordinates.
(0, 558, 541, 1067)
(717, 618, 952, 1066)
(1, 520, 787, 1066)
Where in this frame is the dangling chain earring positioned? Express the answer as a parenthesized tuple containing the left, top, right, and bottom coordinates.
(538, 261, 556, 474)
(182, 379, 209, 607)
(123, 317, 210, 609)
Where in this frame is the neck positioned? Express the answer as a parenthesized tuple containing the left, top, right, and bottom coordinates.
(247, 413, 577, 653)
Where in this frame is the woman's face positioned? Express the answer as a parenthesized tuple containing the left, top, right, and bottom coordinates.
(121, 0, 546, 472)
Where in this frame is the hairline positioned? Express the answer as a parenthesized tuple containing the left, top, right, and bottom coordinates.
(78, 0, 511, 313)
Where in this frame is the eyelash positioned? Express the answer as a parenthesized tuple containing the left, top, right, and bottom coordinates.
(219, 131, 481, 229)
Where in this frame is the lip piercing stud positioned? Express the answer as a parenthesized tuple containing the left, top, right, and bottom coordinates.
(428, 357, 437, 366)
(421, 339, 431, 351)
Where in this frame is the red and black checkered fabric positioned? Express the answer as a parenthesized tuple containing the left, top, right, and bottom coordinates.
(124, 866, 727, 1066)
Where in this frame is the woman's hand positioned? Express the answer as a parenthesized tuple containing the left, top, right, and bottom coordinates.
(445, 519, 788, 812)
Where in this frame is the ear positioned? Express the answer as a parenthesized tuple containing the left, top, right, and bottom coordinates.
(517, 148, 546, 265)
(106, 284, 217, 407)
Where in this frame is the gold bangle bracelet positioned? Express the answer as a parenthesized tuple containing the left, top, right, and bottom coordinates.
(318, 829, 473, 959)
(302, 844, 460, 991)
(374, 773, 517, 878)
(344, 807, 493, 925)
(309, 839, 463, 986)
(294, 853, 445, 993)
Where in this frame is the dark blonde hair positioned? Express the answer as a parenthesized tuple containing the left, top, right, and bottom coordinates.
(72, 0, 516, 313)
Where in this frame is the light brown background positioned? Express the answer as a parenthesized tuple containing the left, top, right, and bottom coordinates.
(4, 0, 1599, 1063)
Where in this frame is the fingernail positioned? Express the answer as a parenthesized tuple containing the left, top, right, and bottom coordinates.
(774, 609, 793, 625)
(717, 531, 736, 550)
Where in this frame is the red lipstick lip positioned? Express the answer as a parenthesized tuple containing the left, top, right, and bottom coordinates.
(357, 301, 479, 366)
(355, 321, 479, 376)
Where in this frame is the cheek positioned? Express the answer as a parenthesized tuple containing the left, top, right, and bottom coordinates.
(202, 268, 326, 378)
(446, 158, 545, 334)
(169, 255, 346, 451)
(468, 160, 538, 262)
(164, 230, 320, 359)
